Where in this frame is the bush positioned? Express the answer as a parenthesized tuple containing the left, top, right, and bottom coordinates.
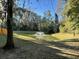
(0, 28, 7, 35)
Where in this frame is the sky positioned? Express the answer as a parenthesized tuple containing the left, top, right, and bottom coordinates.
(17, 0, 64, 20)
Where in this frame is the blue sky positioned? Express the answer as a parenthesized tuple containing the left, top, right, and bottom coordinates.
(17, 0, 64, 19)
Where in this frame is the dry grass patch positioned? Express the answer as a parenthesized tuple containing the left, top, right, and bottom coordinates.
(52, 33, 79, 40)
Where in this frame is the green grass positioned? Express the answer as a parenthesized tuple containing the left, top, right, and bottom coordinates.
(0, 36, 78, 59)
(14, 38, 35, 47)
(0, 33, 79, 59)
(14, 31, 34, 38)
(0, 35, 34, 47)
(13, 31, 79, 42)
(52, 33, 79, 40)
(61, 38, 79, 42)
(1, 31, 79, 48)
(0, 32, 79, 59)
(14, 32, 59, 41)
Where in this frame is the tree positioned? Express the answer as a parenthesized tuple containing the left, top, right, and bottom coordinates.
(54, 13, 60, 33)
(3, 0, 14, 49)
(61, 0, 79, 33)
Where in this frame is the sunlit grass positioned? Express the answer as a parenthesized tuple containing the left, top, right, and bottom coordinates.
(14, 32, 79, 42)
(13, 32, 59, 41)
(1, 30, 79, 42)
(52, 33, 79, 40)
(0, 31, 79, 59)
(13, 33, 35, 40)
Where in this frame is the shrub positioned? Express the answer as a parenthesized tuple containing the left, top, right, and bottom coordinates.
(0, 28, 7, 35)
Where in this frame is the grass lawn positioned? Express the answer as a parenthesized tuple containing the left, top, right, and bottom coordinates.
(0, 31, 79, 59)
(13, 32, 59, 42)
(52, 33, 79, 42)
(0, 34, 79, 59)
(14, 31, 79, 42)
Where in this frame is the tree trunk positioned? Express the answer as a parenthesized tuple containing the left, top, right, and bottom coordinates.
(3, 0, 14, 49)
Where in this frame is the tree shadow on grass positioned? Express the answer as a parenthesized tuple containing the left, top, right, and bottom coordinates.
(0, 36, 79, 59)
(0, 38, 71, 59)
(15, 38, 76, 59)
(61, 38, 79, 42)
(46, 41, 79, 51)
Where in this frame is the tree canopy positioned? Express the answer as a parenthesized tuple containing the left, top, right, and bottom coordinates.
(60, 0, 79, 33)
